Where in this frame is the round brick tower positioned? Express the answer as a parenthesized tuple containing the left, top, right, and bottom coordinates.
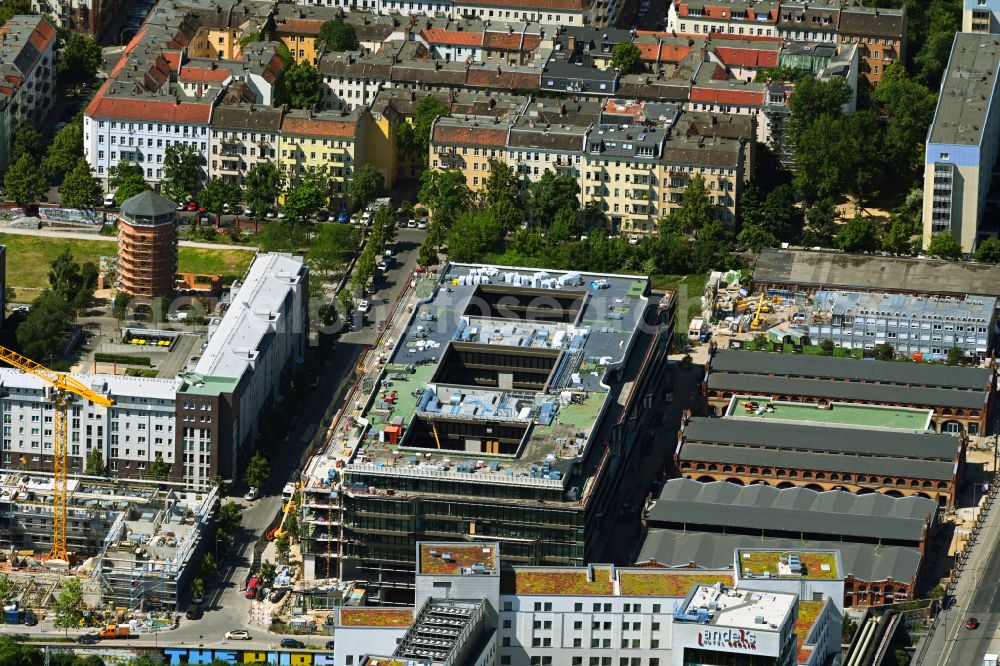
(117, 191, 178, 300)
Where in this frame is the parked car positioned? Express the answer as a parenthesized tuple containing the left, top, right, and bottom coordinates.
(244, 487, 258, 501)
(281, 639, 305, 649)
(245, 576, 260, 599)
(406, 219, 417, 228)
(103, 194, 116, 207)
(967, 617, 980, 630)
(186, 200, 198, 211)
(356, 300, 371, 314)
(377, 260, 389, 272)
(417, 220, 427, 229)
(185, 604, 203, 620)
(225, 629, 251, 640)
(325, 640, 336, 650)
(76, 635, 100, 645)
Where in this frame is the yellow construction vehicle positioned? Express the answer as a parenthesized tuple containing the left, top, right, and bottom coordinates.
(0, 346, 115, 562)
(274, 482, 300, 539)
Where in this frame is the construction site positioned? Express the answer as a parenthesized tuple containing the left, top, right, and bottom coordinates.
(0, 470, 218, 619)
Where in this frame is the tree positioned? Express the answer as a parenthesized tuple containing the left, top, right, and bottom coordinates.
(190, 578, 205, 602)
(275, 534, 290, 563)
(418, 237, 438, 267)
(108, 160, 144, 190)
(737, 224, 779, 252)
(161, 143, 207, 205)
(396, 95, 450, 161)
(197, 178, 242, 219)
(788, 76, 851, 140)
(42, 121, 85, 182)
(11, 125, 42, 163)
(946, 345, 965, 366)
(819, 339, 834, 356)
(914, 0, 960, 88)
(873, 64, 937, 182)
(57, 34, 102, 84)
(447, 209, 506, 262)
(875, 342, 895, 361)
(244, 161, 282, 216)
(316, 18, 358, 52)
(0, 573, 12, 605)
(283, 181, 326, 221)
(59, 158, 102, 210)
(752, 333, 768, 350)
(4, 153, 47, 205)
(84, 449, 106, 476)
(0, 636, 43, 666)
(975, 237, 1000, 263)
(927, 231, 963, 259)
(245, 451, 270, 489)
(549, 206, 581, 243)
(667, 173, 715, 235)
(309, 223, 358, 276)
(528, 170, 580, 223)
(611, 41, 643, 75)
(836, 215, 881, 253)
(148, 453, 169, 480)
(51, 577, 84, 635)
(419, 168, 470, 227)
(689, 220, 734, 272)
(114, 174, 150, 204)
(257, 219, 310, 253)
(279, 62, 323, 109)
(112, 291, 132, 321)
(199, 552, 217, 580)
(882, 218, 916, 256)
(259, 560, 277, 584)
(48, 248, 84, 304)
(349, 164, 385, 211)
(218, 500, 242, 534)
(17, 291, 71, 361)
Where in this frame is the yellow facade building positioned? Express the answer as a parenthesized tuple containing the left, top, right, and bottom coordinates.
(279, 109, 367, 210)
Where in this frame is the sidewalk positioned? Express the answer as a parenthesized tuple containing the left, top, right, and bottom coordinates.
(0, 219, 253, 251)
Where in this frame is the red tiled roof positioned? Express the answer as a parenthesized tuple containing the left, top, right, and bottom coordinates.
(277, 17, 324, 35)
(603, 98, 644, 119)
(714, 46, 779, 68)
(690, 86, 765, 106)
(180, 66, 231, 83)
(483, 32, 521, 50)
(466, 67, 540, 89)
(677, 3, 776, 21)
(709, 63, 728, 80)
(422, 28, 483, 47)
(86, 95, 213, 124)
(637, 41, 693, 63)
(281, 115, 357, 138)
(432, 123, 507, 147)
(162, 51, 182, 73)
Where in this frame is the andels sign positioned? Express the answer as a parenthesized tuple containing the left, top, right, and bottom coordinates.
(697, 628, 759, 652)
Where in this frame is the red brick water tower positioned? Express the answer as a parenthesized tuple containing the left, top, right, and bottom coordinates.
(117, 191, 178, 299)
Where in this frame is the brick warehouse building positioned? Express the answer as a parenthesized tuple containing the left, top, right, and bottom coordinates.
(702, 350, 995, 436)
(673, 416, 965, 507)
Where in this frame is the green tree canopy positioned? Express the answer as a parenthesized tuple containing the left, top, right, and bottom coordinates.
(317, 18, 358, 52)
(283, 181, 326, 221)
(245, 451, 270, 489)
(836, 215, 881, 253)
(148, 453, 169, 480)
(528, 170, 580, 223)
(108, 160, 144, 191)
(666, 173, 714, 234)
(611, 41, 643, 75)
(257, 219, 310, 252)
(927, 231, 963, 259)
(51, 578, 84, 634)
(447, 209, 506, 262)
(396, 95, 450, 161)
(161, 143, 207, 205)
(11, 125, 42, 163)
(349, 164, 385, 211)
(308, 223, 358, 276)
(244, 161, 283, 215)
(872, 63, 937, 181)
(882, 218, 917, 256)
(85, 449, 106, 476)
(974, 237, 1000, 263)
(42, 120, 85, 182)
(4, 153, 47, 206)
(419, 168, 470, 227)
(737, 223, 779, 252)
(197, 177, 242, 216)
(59, 158, 102, 210)
(279, 62, 323, 109)
(57, 34, 101, 84)
(114, 174, 150, 205)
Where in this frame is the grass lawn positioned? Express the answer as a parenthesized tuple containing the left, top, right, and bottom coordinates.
(0, 233, 255, 292)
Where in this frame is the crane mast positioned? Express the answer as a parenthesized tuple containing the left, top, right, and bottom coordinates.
(0, 346, 115, 561)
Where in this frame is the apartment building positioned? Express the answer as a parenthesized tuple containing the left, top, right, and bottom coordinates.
(965, 0, 1000, 33)
(806, 290, 997, 361)
(0, 15, 57, 172)
(430, 117, 511, 192)
(667, 0, 780, 38)
(279, 109, 367, 209)
(922, 33, 1000, 252)
(209, 103, 282, 185)
(318, 51, 392, 112)
(0, 254, 307, 486)
(776, 0, 840, 44)
(299, 264, 675, 601)
(836, 6, 905, 86)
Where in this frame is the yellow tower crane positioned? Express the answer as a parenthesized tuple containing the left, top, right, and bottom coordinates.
(0, 346, 115, 562)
